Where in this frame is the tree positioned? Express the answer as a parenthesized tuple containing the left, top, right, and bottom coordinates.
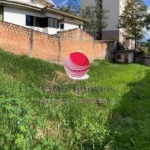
(80, 0, 109, 39)
(118, 0, 147, 49)
(140, 39, 150, 55)
(81, 0, 108, 39)
(144, 14, 150, 30)
(57, 0, 80, 16)
(57, 0, 109, 40)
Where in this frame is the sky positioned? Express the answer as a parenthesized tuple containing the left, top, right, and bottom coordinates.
(144, 0, 150, 41)
(51, 0, 80, 6)
(49, 0, 150, 41)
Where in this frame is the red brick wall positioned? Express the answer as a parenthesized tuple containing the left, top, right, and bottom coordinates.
(33, 31, 59, 62)
(0, 21, 114, 63)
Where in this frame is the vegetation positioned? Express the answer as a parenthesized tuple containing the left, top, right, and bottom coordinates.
(144, 13, 150, 30)
(118, 0, 147, 48)
(141, 39, 150, 55)
(0, 49, 150, 149)
(57, 0, 109, 39)
(57, 0, 80, 16)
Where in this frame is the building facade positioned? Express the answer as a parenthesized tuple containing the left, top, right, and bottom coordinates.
(0, 0, 85, 35)
(81, 0, 135, 49)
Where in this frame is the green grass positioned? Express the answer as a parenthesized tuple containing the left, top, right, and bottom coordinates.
(0, 49, 150, 149)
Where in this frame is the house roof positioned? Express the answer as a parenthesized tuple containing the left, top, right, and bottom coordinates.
(59, 18, 83, 25)
(42, 7, 88, 22)
(0, 0, 88, 22)
(0, 0, 42, 10)
(38, 0, 54, 7)
(113, 50, 135, 53)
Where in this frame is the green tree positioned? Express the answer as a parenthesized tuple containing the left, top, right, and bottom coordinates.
(144, 39, 150, 51)
(118, 0, 147, 49)
(80, 0, 109, 39)
(140, 39, 150, 55)
(57, 0, 109, 39)
(57, 0, 80, 16)
(144, 14, 150, 30)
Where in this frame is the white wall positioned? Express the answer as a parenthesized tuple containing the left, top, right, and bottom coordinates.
(3, 6, 80, 35)
(43, 12, 62, 19)
(64, 22, 78, 31)
(128, 53, 134, 63)
(4, 7, 43, 27)
(116, 53, 134, 63)
(48, 22, 79, 35)
(47, 27, 60, 35)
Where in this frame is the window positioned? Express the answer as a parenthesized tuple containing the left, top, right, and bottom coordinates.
(26, 15, 34, 26)
(116, 54, 122, 59)
(0, 6, 3, 21)
(53, 18, 58, 28)
(48, 18, 53, 27)
(30, 0, 34, 2)
(48, 17, 59, 28)
(39, 18, 44, 28)
(60, 24, 64, 29)
(43, 17, 48, 28)
(26, 15, 59, 28)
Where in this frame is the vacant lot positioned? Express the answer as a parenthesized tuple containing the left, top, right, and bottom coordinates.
(0, 49, 150, 149)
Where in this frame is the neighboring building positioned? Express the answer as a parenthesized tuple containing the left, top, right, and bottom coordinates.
(0, 0, 86, 35)
(81, 0, 135, 49)
(113, 50, 135, 63)
(113, 50, 143, 63)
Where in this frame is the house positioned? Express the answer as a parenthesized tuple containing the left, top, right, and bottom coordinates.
(81, 0, 135, 49)
(113, 50, 143, 64)
(0, 0, 86, 35)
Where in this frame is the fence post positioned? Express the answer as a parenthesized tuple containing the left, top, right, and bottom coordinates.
(93, 39, 95, 60)
(29, 28, 33, 57)
(79, 29, 82, 52)
(58, 31, 62, 64)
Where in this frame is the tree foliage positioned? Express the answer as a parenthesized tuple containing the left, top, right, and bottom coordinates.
(118, 0, 147, 41)
(144, 14, 150, 30)
(57, 0, 109, 38)
(57, 0, 80, 16)
(80, 0, 108, 35)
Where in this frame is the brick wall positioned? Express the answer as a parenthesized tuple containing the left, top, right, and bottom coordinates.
(0, 21, 115, 63)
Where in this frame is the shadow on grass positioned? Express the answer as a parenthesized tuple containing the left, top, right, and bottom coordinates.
(105, 69, 150, 149)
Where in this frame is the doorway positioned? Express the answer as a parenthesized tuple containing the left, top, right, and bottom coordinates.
(124, 53, 128, 63)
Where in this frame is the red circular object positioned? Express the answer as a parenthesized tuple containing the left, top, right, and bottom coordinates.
(64, 52, 90, 79)
(70, 52, 89, 67)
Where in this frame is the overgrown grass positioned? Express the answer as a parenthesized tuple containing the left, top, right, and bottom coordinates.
(0, 49, 150, 149)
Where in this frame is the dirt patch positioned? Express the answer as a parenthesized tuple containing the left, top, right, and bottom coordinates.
(35, 120, 63, 140)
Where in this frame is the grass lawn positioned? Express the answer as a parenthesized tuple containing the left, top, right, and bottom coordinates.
(0, 49, 150, 149)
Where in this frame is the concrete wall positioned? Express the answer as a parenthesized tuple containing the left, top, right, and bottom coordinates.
(103, 0, 119, 31)
(128, 53, 134, 63)
(115, 53, 124, 63)
(0, 21, 115, 63)
(63, 22, 78, 31)
(81, 0, 134, 48)
(102, 30, 119, 40)
(115, 52, 134, 63)
(81, 0, 96, 8)
(144, 57, 150, 66)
